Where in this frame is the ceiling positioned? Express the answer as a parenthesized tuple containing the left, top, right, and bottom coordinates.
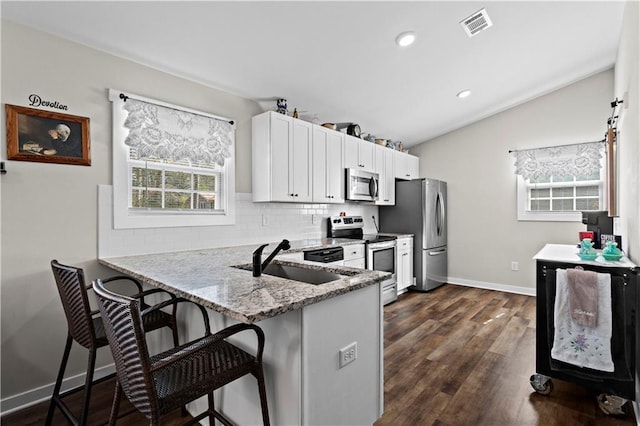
(1, 1, 625, 147)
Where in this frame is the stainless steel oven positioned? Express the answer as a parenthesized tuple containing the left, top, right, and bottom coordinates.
(366, 239, 397, 305)
(328, 215, 398, 305)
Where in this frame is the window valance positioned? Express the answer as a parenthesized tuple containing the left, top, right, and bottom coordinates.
(123, 98, 234, 167)
(512, 141, 604, 180)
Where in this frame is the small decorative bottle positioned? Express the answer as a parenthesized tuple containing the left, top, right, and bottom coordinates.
(579, 238, 597, 261)
(602, 241, 622, 261)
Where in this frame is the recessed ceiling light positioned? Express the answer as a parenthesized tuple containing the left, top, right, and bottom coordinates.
(457, 89, 472, 99)
(395, 31, 416, 47)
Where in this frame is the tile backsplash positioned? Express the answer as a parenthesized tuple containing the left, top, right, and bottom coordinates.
(98, 185, 379, 257)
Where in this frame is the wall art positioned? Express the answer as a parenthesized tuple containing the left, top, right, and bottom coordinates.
(5, 104, 90, 166)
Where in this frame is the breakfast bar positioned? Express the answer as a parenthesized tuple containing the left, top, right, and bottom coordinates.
(99, 241, 389, 425)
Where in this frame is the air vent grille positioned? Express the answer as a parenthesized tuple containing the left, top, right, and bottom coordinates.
(460, 8, 493, 37)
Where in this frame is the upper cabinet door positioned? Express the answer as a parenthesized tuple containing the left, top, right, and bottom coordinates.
(358, 139, 375, 171)
(290, 119, 313, 202)
(344, 135, 375, 171)
(270, 113, 293, 200)
(374, 144, 395, 205)
(326, 131, 345, 202)
(394, 151, 420, 180)
(312, 127, 344, 203)
(252, 111, 313, 202)
(344, 136, 359, 169)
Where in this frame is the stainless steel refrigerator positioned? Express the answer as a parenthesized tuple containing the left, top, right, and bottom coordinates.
(379, 178, 447, 291)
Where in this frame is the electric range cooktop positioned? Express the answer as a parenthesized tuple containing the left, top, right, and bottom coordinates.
(328, 216, 396, 243)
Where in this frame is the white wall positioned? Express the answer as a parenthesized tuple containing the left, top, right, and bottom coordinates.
(0, 20, 378, 409)
(0, 19, 246, 404)
(410, 70, 614, 293)
(612, 0, 639, 411)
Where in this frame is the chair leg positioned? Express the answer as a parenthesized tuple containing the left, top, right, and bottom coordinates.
(78, 348, 98, 425)
(45, 334, 73, 426)
(207, 392, 215, 424)
(109, 381, 122, 426)
(255, 369, 270, 426)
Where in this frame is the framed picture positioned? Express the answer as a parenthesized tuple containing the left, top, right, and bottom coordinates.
(5, 104, 91, 166)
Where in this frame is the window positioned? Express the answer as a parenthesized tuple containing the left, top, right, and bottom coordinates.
(528, 171, 602, 212)
(109, 89, 235, 229)
(129, 154, 221, 211)
(514, 142, 605, 222)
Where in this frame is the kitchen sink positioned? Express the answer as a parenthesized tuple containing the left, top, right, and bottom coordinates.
(233, 263, 347, 284)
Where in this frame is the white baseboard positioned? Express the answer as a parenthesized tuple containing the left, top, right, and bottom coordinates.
(447, 276, 536, 297)
(0, 363, 115, 416)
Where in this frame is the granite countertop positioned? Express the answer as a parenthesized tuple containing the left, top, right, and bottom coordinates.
(533, 244, 636, 268)
(376, 232, 414, 239)
(99, 240, 389, 324)
(285, 237, 366, 252)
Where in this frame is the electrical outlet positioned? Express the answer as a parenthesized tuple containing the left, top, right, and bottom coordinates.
(312, 214, 319, 225)
(339, 342, 357, 368)
(511, 261, 519, 271)
(262, 215, 268, 226)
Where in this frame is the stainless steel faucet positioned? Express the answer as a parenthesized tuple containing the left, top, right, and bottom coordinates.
(253, 239, 291, 277)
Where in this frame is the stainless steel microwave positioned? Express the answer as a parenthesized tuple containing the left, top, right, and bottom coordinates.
(346, 168, 379, 202)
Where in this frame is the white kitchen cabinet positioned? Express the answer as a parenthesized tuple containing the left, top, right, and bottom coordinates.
(312, 126, 344, 203)
(396, 236, 414, 293)
(394, 151, 419, 180)
(374, 145, 395, 205)
(344, 135, 375, 171)
(343, 243, 365, 268)
(252, 111, 313, 202)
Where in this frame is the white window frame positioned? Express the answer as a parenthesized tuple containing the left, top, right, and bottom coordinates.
(516, 157, 605, 222)
(128, 159, 221, 211)
(109, 89, 235, 229)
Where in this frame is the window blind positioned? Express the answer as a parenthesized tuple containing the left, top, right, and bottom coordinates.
(512, 141, 604, 180)
(123, 98, 233, 167)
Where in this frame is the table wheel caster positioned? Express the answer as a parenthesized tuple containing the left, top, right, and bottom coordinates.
(529, 374, 553, 395)
(597, 393, 628, 416)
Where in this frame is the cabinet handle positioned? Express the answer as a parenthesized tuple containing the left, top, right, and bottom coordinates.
(405, 174, 410, 177)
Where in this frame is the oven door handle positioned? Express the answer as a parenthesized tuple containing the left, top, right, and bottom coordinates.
(368, 241, 396, 250)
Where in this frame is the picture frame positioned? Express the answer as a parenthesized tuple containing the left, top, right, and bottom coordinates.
(5, 104, 91, 166)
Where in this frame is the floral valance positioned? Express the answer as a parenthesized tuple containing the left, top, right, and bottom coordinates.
(123, 98, 233, 167)
(513, 141, 604, 180)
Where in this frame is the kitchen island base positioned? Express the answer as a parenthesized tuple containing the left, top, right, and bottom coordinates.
(185, 282, 383, 425)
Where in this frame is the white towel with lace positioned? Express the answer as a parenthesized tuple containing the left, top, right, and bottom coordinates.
(551, 269, 614, 372)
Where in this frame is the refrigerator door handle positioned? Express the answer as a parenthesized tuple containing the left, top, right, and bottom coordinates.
(428, 248, 447, 256)
(435, 192, 442, 236)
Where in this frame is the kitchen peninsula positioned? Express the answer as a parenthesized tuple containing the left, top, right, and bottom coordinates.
(99, 240, 389, 425)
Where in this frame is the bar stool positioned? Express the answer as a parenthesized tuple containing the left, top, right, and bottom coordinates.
(93, 278, 270, 425)
(46, 260, 180, 426)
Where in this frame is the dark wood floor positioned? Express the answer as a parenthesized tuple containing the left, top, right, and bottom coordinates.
(375, 285, 637, 426)
(2, 284, 637, 425)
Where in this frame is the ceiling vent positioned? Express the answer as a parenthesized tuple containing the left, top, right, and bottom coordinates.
(460, 8, 493, 37)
